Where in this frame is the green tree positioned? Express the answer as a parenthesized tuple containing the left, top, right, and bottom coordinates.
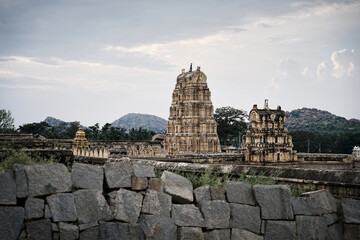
(0, 109, 15, 133)
(214, 106, 248, 146)
(18, 121, 51, 136)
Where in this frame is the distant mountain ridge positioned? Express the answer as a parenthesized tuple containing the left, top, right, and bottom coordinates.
(285, 108, 360, 134)
(44, 117, 65, 127)
(111, 113, 167, 133)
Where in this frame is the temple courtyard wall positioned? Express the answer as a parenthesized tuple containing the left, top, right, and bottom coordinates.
(1, 161, 359, 239)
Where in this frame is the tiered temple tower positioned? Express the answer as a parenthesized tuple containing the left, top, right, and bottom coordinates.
(164, 65, 221, 154)
(241, 100, 297, 162)
(73, 128, 88, 148)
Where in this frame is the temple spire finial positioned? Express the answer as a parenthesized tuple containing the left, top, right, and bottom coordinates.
(189, 63, 192, 72)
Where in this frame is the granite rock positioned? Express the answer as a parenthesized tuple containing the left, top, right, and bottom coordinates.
(110, 188, 143, 224)
(46, 193, 77, 222)
(25, 197, 44, 219)
(104, 162, 132, 189)
(59, 222, 79, 240)
(194, 185, 211, 204)
(178, 227, 204, 240)
(140, 214, 177, 240)
(0, 170, 16, 205)
(230, 203, 261, 234)
(296, 216, 327, 240)
(161, 171, 193, 203)
(13, 164, 28, 198)
(133, 163, 155, 177)
(0, 206, 24, 240)
(26, 219, 52, 240)
(201, 200, 230, 229)
(172, 204, 206, 227)
(203, 229, 230, 240)
(71, 163, 103, 190)
(225, 181, 255, 205)
(231, 228, 263, 240)
(341, 198, 360, 224)
(264, 220, 296, 240)
(141, 189, 171, 217)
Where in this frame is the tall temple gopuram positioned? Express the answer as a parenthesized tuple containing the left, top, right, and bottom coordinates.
(241, 100, 297, 162)
(164, 65, 221, 155)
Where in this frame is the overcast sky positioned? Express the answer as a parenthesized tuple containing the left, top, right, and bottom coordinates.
(0, 0, 359, 127)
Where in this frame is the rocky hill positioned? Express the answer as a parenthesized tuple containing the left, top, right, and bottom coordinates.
(285, 108, 360, 134)
(111, 113, 167, 133)
(44, 117, 65, 127)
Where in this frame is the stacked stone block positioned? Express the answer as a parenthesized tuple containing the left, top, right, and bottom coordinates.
(0, 162, 359, 239)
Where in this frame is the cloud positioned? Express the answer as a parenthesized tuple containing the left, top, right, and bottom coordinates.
(0, 56, 168, 91)
(316, 49, 358, 80)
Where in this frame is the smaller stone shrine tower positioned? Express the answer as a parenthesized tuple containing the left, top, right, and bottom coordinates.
(241, 100, 297, 162)
(73, 128, 88, 148)
(164, 64, 221, 154)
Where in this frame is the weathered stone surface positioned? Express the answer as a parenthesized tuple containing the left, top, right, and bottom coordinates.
(230, 203, 261, 234)
(231, 228, 263, 240)
(264, 220, 296, 240)
(26, 219, 52, 240)
(80, 227, 99, 240)
(210, 186, 226, 200)
(104, 162, 132, 188)
(52, 223, 59, 232)
(74, 189, 112, 224)
(327, 223, 343, 240)
(13, 164, 28, 198)
(341, 198, 360, 224)
(172, 204, 206, 227)
(53, 232, 60, 240)
(302, 189, 337, 214)
(292, 196, 321, 216)
(46, 193, 77, 222)
(178, 227, 204, 240)
(194, 185, 211, 204)
(44, 204, 52, 219)
(59, 222, 79, 240)
(0, 170, 16, 205)
(161, 171, 193, 203)
(296, 216, 327, 240)
(324, 213, 338, 226)
(204, 229, 230, 240)
(201, 200, 230, 229)
(98, 222, 128, 240)
(254, 185, 293, 220)
(140, 215, 177, 240)
(79, 221, 98, 231)
(133, 162, 155, 177)
(128, 223, 145, 240)
(149, 178, 163, 191)
(25, 163, 72, 197)
(25, 197, 44, 219)
(261, 220, 266, 234)
(141, 189, 171, 217)
(344, 224, 360, 240)
(225, 181, 255, 205)
(132, 176, 148, 190)
(110, 188, 143, 224)
(71, 163, 103, 190)
(0, 206, 24, 240)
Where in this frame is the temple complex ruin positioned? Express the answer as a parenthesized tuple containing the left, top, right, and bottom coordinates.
(164, 65, 221, 154)
(241, 100, 297, 162)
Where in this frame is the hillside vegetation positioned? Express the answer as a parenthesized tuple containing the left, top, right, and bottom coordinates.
(111, 113, 167, 133)
(285, 108, 360, 134)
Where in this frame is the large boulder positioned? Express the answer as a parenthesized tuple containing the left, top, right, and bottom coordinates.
(327, 223, 343, 240)
(98, 222, 144, 240)
(161, 171, 193, 203)
(140, 215, 177, 240)
(80, 227, 99, 240)
(24, 197, 44, 219)
(296, 216, 327, 240)
(230, 203, 261, 234)
(25, 219, 52, 240)
(292, 196, 321, 216)
(201, 200, 230, 229)
(301, 189, 337, 214)
(74, 189, 112, 224)
(253, 185, 293, 220)
(203, 229, 230, 240)
(104, 162, 132, 189)
(0, 206, 24, 240)
(178, 227, 204, 240)
(172, 204, 206, 227)
(141, 189, 172, 217)
(59, 223, 79, 240)
(225, 181, 255, 205)
(194, 185, 211, 204)
(13, 164, 28, 198)
(0, 170, 16, 205)
(24, 163, 72, 197)
(231, 229, 263, 240)
(46, 193, 77, 222)
(341, 198, 360, 224)
(133, 163, 155, 177)
(71, 163, 103, 190)
(109, 188, 143, 224)
(210, 186, 226, 200)
(264, 220, 296, 240)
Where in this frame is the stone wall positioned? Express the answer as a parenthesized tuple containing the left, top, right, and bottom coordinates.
(1, 162, 359, 240)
